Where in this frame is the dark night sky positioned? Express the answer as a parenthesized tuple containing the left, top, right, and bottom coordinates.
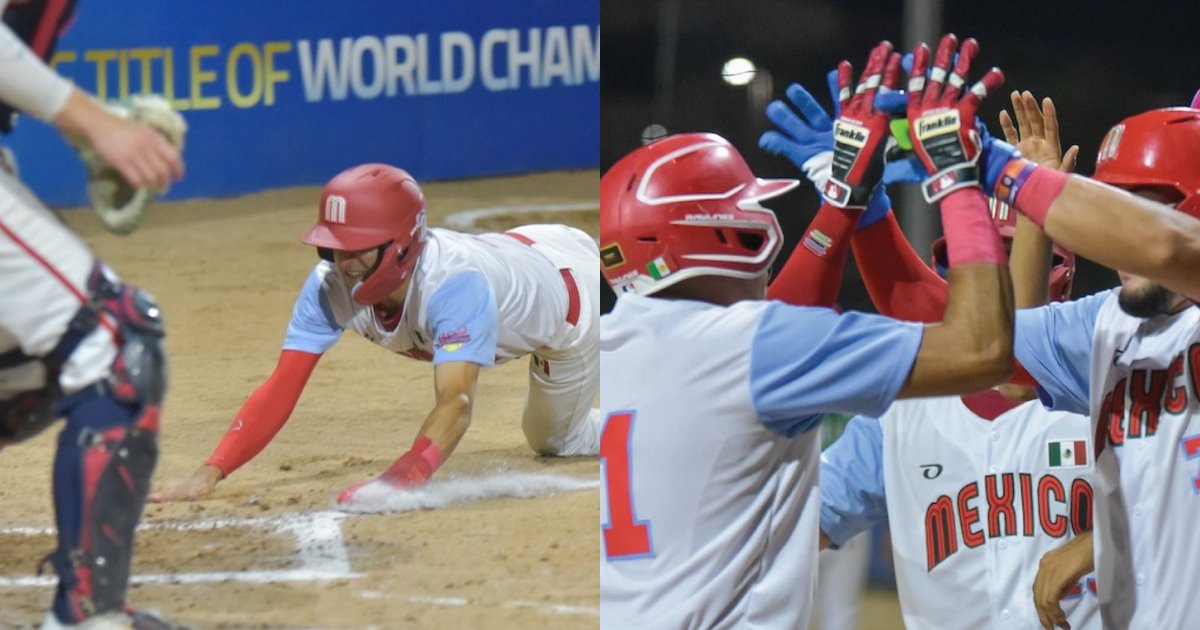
(601, 0, 1200, 313)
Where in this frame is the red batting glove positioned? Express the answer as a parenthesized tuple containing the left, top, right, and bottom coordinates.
(822, 41, 902, 209)
(336, 436, 443, 505)
(905, 34, 1005, 202)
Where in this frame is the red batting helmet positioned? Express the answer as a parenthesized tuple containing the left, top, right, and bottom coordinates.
(600, 132, 798, 296)
(301, 164, 428, 305)
(932, 198, 1076, 302)
(1094, 107, 1200, 220)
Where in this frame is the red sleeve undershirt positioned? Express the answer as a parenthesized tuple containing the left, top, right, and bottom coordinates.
(206, 349, 321, 477)
(850, 212, 947, 323)
(766, 203, 861, 307)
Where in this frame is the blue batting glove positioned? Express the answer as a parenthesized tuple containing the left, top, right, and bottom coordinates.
(882, 148, 927, 185)
(980, 137, 1023, 196)
(760, 82, 835, 186)
(874, 90, 908, 115)
(860, 184, 891, 229)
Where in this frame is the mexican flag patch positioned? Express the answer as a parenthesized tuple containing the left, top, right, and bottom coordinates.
(1048, 439, 1088, 468)
(647, 257, 671, 280)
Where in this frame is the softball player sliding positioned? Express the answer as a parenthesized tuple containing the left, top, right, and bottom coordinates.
(154, 163, 599, 506)
(0, 1, 185, 627)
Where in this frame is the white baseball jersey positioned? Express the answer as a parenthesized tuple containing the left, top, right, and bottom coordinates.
(821, 394, 1100, 630)
(283, 224, 600, 455)
(1016, 289, 1200, 628)
(600, 294, 923, 629)
(0, 10, 105, 400)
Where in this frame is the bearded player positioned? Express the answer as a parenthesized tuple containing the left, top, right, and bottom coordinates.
(910, 43, 1200, 628)
(760, 55, 1100, 628)
(154, 163, 599, 506)
(600, 39, 1017, 628)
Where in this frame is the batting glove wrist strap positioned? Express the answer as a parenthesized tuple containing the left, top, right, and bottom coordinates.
(921, 163, 980, 203)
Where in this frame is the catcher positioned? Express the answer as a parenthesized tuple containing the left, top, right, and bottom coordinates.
(0, 0, 186, 627)
(152, 163, 600, 506)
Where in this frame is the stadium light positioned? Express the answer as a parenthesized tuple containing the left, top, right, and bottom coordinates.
(721, 57, 757, 86)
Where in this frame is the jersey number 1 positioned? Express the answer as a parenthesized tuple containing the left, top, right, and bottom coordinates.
(602, 411, 653, 559)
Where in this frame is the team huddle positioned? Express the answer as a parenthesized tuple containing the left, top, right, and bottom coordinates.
(599, 33, 1200, 630)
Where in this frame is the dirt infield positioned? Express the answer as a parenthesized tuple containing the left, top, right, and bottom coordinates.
(0, 171, 599, 628)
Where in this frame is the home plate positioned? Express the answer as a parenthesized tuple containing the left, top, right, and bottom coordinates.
(337, 472, 599, 514)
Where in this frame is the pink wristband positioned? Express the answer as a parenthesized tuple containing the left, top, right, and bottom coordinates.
(940, 188, 1008, 266)
(993, 158, 1069, 228)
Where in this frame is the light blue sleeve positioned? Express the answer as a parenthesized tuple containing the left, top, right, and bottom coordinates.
(749, 303, 923, 437)
(819, 415, 887, 547)
(282, 268, 342, 354)
(1014, 289, 1111, 414)
(427, 273, 499, 366)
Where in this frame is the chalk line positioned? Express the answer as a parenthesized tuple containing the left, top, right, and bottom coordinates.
(336, 471, 599, 514)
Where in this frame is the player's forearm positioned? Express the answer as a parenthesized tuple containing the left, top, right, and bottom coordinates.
(205, 350, 318, 477)
(0, 22, 71, 121)
(1010, 214, 1054, 309)
(903, 265, 1014, 397)
(851, 213, 948, 323)
(416, 394, 473, 460)
(1041, 177, 1200, 300)
(766, 203, 859, 307)
(901, 190, 1015, 397)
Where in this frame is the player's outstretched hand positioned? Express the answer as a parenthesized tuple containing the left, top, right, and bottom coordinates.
(760, 82, 834, 190)
(1032, 531, 1094, 629)
(998, 91, 1079, 173)
(905, 34, 1005, 202)
(149, 464, 223, 503)
(822, 41, 902, 209)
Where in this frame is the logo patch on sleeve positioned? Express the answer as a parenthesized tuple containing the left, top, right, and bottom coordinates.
(436, 328, 472, 352)
(601, 243, 626, 269)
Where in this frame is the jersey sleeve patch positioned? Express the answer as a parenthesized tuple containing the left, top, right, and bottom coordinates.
(748, 303, 924, 436)
(427, 272, 499, 366)
(1014, 289, 1111, 414)
(819, 415, 888, 547)
(282, 267, 343, 354)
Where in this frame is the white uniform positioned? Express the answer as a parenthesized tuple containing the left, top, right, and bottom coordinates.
(284, 224, 600, 456)
(821, 394, 1100, 630)
(1015, 289, 1200, 628)
(600, 294, 923, 629)
(0, 8, 115, 405)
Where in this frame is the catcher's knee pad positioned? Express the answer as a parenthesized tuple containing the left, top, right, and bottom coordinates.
(47, 393, 160, 621)
(0, 389, 57, 447)
(51, 263, 167, 406)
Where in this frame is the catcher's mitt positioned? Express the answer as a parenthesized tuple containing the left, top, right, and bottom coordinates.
(74, 94, 187, 235)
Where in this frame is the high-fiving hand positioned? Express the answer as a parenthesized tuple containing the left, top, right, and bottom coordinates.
(824, 41, 902, 209)
(905, 34, 1005, 202)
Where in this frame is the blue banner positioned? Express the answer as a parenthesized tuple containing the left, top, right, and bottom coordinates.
(6, 1, 599, 206)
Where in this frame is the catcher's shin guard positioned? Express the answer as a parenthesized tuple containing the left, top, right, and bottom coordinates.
(47, 394, 160, 622)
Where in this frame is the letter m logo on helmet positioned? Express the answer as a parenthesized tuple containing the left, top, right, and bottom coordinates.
(324, 195, 347, 223)
(301, 164, 429, 305)
(600, 132, 798, 296)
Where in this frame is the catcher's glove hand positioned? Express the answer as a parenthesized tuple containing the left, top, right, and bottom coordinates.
(74, 94, 187, 235)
